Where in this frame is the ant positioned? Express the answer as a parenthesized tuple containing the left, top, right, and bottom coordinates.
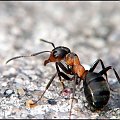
(6, 39, 120, 119)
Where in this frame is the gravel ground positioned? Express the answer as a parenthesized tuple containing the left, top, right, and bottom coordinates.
(0, 1, 120, 119)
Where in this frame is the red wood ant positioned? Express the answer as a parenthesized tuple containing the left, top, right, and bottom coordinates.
(6, 39, 120, 119)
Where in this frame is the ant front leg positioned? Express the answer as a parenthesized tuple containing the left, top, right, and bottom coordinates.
(56, 62, 75, 97)
(56, 62, 73, 95)
(56, 62, 73, 89)
(31, 72, 58, 105)
(56, 62, 66, 90)
(57, 62, 73, 75)
(59, 71, 71, 80)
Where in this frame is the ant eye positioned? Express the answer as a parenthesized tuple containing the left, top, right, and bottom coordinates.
(53, 51, 59, 58)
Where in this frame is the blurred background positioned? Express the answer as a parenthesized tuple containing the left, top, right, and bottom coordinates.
(0, 2, 120, 69)
(0, 1, 120, 119)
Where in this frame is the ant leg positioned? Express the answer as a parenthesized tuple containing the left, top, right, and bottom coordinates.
(31, 72, 57, 105)
(89, 59, 107, 80)
(99, 66, 120, 84)
(56, 62, 65, 90)
(89, 59, 106, 72)
(59, 72, 71, 80)
(58, 71, 74, 97)
(69, 74, 77, 119)
(89, 60, 118, 91)
(40, 39, 55, 48)
(57, 62, 72, 74)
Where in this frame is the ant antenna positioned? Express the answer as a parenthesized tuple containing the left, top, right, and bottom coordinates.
(6, 39, 55, 64)
(40, 39, 55, 48)
(6, 51, 51, 64)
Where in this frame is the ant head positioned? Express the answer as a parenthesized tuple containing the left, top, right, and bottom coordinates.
(44, 46, 71, 66)
(65, 52, 80, 66)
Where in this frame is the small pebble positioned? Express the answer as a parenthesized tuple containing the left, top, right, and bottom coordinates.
(17, 88, 26, 96)
(61, 88, 72, 98)
(26, 100, 38, 108)
(4, 89, 14, 98)
(15, 78, 24, 85)
(48, 99, 57, 105)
